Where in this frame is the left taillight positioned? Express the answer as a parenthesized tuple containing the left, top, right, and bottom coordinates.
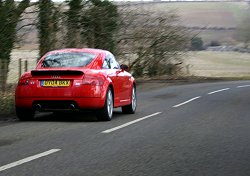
(18, 74, 31, 86)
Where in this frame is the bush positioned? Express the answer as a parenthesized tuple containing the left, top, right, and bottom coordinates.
(147, 62, 182, 77)
(147, 64, 158, 77)
(191, 37, 204, 51)
(132, 63, 143, 78)
(209, 40, 221, 46)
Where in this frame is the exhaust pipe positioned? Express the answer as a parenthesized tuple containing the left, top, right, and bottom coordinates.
(36, 104, 42, 111)
(69, 104, 76, 110)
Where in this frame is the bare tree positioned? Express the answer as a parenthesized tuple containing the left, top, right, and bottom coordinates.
(116, 6, 190, 77)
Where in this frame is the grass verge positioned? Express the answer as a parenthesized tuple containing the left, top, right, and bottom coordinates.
(0, 91, 15, 118)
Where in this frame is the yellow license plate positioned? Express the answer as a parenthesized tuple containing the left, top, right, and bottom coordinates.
(41, 80, 70, 87)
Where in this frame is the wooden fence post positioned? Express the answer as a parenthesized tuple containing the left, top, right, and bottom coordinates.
(25, 60, 28, 72)
(19, 59, 22, 78)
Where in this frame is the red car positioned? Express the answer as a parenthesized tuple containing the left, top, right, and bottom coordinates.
(15, 48, 137, 121)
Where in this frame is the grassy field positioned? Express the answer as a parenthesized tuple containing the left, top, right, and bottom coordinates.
(185, 51, 250, 78)
(143, 2, 248, 27)
(194, 29, 237, 45)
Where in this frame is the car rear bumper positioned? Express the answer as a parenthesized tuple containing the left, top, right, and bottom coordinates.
(15, 97, 106, 110)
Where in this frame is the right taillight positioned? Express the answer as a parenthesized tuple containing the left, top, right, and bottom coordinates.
(82, 75, 104, 86)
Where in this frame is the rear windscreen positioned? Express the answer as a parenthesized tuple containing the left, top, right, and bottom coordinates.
(42, 52, 97, 68)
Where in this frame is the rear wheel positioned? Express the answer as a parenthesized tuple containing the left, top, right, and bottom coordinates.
(96, 88, 113, 121)
(122, 86, 137, 114)
(16, 107, 35, 121)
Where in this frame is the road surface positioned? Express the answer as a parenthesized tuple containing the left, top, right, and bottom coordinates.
(0, 81, 250, 176)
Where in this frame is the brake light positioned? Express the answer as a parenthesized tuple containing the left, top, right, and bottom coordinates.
(18, 78, 30, 86)
(81, 75, 104, 86)
(18, 74, 31, 86)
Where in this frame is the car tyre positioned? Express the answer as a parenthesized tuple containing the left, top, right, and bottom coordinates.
(96, 88, 113, 121)
(16, 107, 35, 121)
(122, 86, 137, 114)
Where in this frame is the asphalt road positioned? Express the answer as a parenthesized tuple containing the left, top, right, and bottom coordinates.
(0, 80, 250, 176)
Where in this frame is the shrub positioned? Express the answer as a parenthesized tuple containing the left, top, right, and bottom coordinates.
(191, 37, 204, 51)
(132, 63, 143, 78)
(210, 40, 221, 46)
(147, 64, 158, 77)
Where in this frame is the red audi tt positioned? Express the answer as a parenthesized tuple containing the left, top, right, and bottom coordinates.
(15, 48, 137, 121)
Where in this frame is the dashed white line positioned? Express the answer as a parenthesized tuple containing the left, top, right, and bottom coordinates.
(0, 149, 61, 172)
(237, 85, 250, 88)
(207, 88, 230, 95)
(173, 96, 201, 108)
(102, 112, 162, 133)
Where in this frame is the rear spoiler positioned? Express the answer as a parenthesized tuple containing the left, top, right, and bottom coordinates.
(31, 70, 84, 76)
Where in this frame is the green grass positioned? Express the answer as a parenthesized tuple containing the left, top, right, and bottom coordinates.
(185, 51, 250, 78)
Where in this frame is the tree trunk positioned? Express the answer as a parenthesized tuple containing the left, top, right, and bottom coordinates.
(0, 60, 9, 92)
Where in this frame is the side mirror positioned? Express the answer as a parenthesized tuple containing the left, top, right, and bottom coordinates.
(120, 64, 129, 71)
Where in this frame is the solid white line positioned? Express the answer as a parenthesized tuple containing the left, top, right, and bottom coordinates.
(102, 112, 162, 133)
(173, 96, 201, 108)
(237, 85, 250, 88)
(208, 88, 230, 95)
(0, 149, 61, 172)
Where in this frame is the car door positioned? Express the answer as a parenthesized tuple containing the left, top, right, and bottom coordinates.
(109, 55, 131, 105)
(102, 55, 121, 106)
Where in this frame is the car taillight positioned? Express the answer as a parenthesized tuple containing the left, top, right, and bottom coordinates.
(82, 75, 104, 86)
(18, 78, 30, 86)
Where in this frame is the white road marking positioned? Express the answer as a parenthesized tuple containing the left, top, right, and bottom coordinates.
(207, 88, 230, 95)
(173, 96, 201, 108)
(102, 112, 162, 133)
(237, 85, 250, 88)
(0, 149, 61, 172)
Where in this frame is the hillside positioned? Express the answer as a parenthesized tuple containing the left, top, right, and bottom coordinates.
(118, 1, 249, 45)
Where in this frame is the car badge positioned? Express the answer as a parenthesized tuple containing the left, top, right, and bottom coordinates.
(51, 75, 60, 78)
